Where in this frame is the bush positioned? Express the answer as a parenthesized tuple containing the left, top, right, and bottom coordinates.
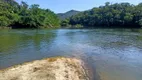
(139, 19, 142, 27)
(0, 16, 10, 27)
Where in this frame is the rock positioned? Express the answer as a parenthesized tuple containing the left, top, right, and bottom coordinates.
(0, 57, 89, 80)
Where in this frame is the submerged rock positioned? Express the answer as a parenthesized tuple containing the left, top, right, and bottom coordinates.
(0, 57, 89, 80)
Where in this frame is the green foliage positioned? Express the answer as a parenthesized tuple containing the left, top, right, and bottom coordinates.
(124, 13, 133, 22)
(67, 2, 142, 28)
(139, 19, 142, 27)
(72, 24, 83, 28)
(0, 16, 10, 27)
(0, 0, 60, 28)
(1, 0, 142, 29)
(61, 19, 69, 27)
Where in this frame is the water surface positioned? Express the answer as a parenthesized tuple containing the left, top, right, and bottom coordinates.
(0, 29, 142, 80)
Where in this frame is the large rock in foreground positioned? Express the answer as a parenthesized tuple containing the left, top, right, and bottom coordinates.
(0, 57, 89, 80)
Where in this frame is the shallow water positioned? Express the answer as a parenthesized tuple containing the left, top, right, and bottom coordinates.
(0, 29, 142, 80)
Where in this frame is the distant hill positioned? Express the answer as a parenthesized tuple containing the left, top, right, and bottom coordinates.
(57, 10, 80, 20)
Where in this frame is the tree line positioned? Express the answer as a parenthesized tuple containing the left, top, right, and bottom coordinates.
(62, 2, 142, 28)
(0, 0, 142, 29)
(0, 0, 60, 29)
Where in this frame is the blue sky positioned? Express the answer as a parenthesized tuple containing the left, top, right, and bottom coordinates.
(16, 0, 141, 13)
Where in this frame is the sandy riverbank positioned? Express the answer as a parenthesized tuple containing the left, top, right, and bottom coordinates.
(0, 57, 89, 80)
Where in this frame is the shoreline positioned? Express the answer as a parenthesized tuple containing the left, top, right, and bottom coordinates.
(0, 57, 90, 80)
(0, 26, 142, 30)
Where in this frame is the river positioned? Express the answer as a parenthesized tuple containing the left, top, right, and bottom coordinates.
(0, 29, 142, 80)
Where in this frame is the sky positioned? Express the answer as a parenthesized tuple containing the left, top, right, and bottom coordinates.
(16, 0, 142, 13)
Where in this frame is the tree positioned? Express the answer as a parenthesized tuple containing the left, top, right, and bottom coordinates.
(0, 0, 60, 28)
(66, 2, 142, 28)
(61, 19, 69, 27)
(139, 19, 142, 27)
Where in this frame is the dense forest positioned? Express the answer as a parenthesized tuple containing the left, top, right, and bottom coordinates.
(0, 0, 142, 29)
(0, 0, 60, 29)
(62, 2, 142, 28)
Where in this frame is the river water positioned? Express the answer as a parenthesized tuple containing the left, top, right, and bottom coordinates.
(0, 29, 142, 80)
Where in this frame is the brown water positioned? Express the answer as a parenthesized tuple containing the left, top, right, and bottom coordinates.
(0, 29, 142, 80)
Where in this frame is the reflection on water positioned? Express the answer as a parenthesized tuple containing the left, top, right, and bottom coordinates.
(0, 30, 57, 68)
(0, 29, 142, 80)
